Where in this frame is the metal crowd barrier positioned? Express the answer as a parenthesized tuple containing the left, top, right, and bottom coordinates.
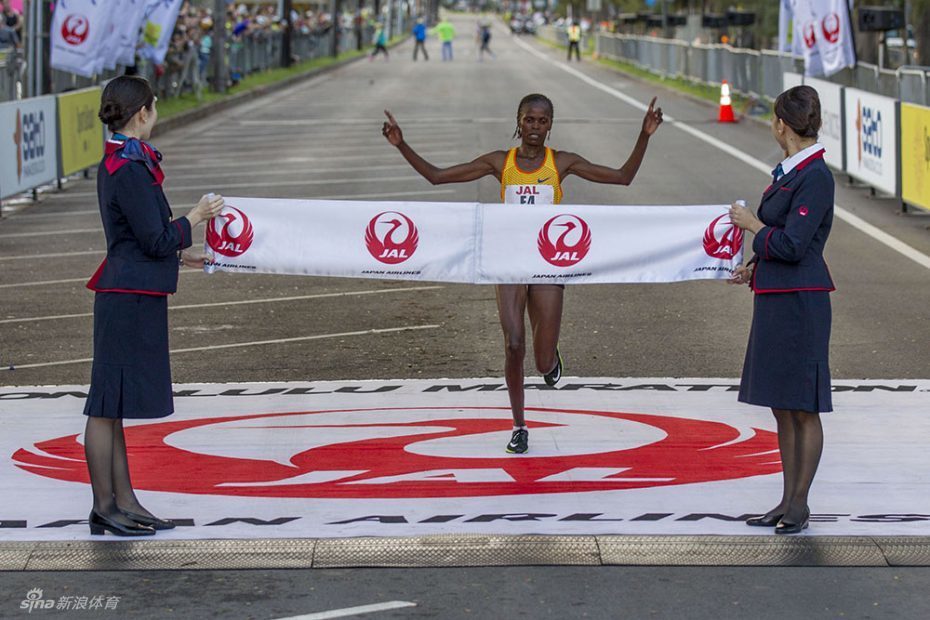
(594, 32, 929, 106)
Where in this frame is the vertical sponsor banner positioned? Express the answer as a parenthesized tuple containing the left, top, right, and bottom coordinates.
(139, 0, 184, 65)
(805, 76, 844, 171)
(49, 0, 111, 77)
(117, 0, 150, 67)
(782, 71, 803, 93)
(900, 103, 930, 212)
(203, 198, 478, 283)
(57, 87, 104, 177)
(476, 204, 741, 285)
(0, 96, 59, 200)
(95, 3, 121, 72)
(843, 88, 898, 196)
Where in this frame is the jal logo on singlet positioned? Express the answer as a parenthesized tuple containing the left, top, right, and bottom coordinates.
(61, 14, 90, 46)
(538, 214, 591, 267)
(206, 206, 254, 257)
(703, 214, 743, 260)
(12, 406, 780, 498)
(505, 184, 555, 205)
(365, 211, 419, 264)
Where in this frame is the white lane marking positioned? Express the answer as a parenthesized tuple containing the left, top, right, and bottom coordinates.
(0, 325, 440, 370)
(0, 228, 99, 239)
(0, 285, 444, 324)
(270, 601, 417, 620)
(2, 209, 99, 220)
(0, 270, 199, 290)
(165, 162, 457, 183)
(0, 250, 102, 262)
(512, 36, 930, 270)
(49, 175, 436, 200)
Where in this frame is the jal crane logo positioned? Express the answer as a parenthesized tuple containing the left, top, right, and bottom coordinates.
(206, 206, 255, 257)
(537, 214, 592, 267)
(365, 211, 419, 264)
(703, 214, 743, 259)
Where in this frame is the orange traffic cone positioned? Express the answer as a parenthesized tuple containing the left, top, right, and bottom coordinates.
(718, 80, 736, 123)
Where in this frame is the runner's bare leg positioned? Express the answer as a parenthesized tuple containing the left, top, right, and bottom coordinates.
(527, 284, 564, 374)
(496, 284, 528, 426)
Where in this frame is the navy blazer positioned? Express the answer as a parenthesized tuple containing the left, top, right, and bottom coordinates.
(88, 158, 192, 294)
(750, 151, 835, 294)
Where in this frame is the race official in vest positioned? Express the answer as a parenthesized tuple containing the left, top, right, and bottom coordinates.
(567, 22, 582, 62)
(82, 76, 224, 537)
(729, 85, 835, 535)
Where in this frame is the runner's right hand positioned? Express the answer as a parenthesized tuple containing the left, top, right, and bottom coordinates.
(382, 110, 404, 146)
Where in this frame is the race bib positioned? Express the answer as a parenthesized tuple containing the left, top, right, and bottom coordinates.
(504, 184, 554, 205)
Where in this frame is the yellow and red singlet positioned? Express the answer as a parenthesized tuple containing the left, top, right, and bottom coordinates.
(500, 147, 562, 205)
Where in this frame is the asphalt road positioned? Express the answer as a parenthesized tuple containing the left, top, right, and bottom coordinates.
(2, 14, 929, 620)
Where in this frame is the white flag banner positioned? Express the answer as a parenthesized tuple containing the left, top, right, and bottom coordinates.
(793, 0, 856, 77)
(203, 199, 743, 285)
(117, 0, 149, 67)
(139, 0, 184, 65)
(94, 2, 119, 72)
(49, 0, 112, 77)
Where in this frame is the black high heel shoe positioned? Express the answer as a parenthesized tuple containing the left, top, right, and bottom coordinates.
(746, 512, 784, 527)
(119, 509, 176, 531)
(89, 511, 155, 537)
(775, 508, 810, 535)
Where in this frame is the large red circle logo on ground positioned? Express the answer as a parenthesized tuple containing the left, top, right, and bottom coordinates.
(538, 214, 592, 267)
(206, 206, 254, 257)
(703, 214, 743, 259)
(365, 211, 419, 264)
(12, 407, 780, 498)
(61, 14, 90, 46)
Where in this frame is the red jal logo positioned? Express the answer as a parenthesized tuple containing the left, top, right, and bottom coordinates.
(821, 13, 841, 44)
(61, 14, 90, 46)
(538, 214, 591, 267)
(802, 21, 817, 49)
(703, 214, 743, 259)
(206, 206, 254, 257)
(11, 407, 780, 498)
(365, 211, 419, 264)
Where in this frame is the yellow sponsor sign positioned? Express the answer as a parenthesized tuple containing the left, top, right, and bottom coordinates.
(901, 102, 930, 212)
(57, 87, 103, 177)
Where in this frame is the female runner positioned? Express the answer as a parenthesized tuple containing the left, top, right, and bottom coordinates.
(382, 93, 663, 453)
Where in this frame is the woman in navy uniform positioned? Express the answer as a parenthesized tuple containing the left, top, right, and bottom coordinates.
(729, 85, 835, 535)
(83, 76, 224, 536)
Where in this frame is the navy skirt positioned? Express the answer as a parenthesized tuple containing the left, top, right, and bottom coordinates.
(738, 291, 833, 413)
(83, 293, 174, 419)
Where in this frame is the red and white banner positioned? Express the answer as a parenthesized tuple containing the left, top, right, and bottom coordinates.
(792, 0, 856, 78)
(2, 379, 929, 540)
(203, 198, 743, 285)
(49, 0, 112, 77)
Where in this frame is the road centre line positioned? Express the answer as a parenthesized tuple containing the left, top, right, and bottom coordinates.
(0, 250, 102, 261)
(0, 324, 440, 370)
(271, 601, 418, 620)
(0, 228, 99, 239)
(0, 270, 199, 289)
(0, 285, 444, 324)
(512, 36, 930, 270)
(55, 176, 443, 199)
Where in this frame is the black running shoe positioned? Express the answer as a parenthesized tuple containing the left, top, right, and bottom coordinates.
(543, 346, 563, 387)
(506, 428, 529, 454)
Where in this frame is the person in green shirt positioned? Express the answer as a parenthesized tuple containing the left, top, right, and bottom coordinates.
(433, 18, 456, 61)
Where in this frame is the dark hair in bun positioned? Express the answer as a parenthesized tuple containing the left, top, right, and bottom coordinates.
(98, 76, 155, 132)
(774, 85, 821, 139)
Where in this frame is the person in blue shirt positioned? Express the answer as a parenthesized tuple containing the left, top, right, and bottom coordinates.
(729, 85, 835, 536)
(412, 17, 428, 61)
(370, 21, 389, 61)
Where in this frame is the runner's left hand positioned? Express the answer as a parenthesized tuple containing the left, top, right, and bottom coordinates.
(642, 97, 664, 135)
